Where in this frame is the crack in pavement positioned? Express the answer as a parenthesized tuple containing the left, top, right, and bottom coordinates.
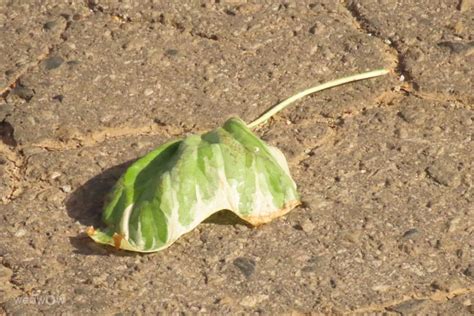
(341, 1, 416, 89)
(288, 89, 407, 166)
(0, 3, 472, 314)
(410, 91, 474, 109)
(26, 89, 403, 153)
(347, 286, 474, 314)
(0, 143, 25, 204)
(28, 122, 190, 152)
(0, 49, 50, 100)
(340, 1, 473, 111)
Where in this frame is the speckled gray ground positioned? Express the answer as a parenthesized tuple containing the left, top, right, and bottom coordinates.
(0, 0, 473, 314)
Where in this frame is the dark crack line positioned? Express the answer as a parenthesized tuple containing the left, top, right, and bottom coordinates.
(0, 13, 79, 202)
(0, 120, 17, 147)
(343, 1, 419, 91)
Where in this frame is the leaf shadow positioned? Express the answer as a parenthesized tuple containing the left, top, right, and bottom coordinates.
(66, 159, 135, 256)
(204, 210, 252, 227)
(66, 159, 250, 255)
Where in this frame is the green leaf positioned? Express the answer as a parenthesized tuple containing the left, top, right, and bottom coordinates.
(88, 118, 300, 252)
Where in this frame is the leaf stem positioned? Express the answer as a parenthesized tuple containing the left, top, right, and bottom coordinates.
(247, 68, 390, 129)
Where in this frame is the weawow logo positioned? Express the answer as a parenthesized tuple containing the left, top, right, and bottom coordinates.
(15, 295, 66, 305)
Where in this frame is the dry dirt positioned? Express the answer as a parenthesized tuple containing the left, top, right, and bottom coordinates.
(0, 0, 473, 314)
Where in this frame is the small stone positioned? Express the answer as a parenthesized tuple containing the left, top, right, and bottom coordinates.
(60, 185, 72, 193)
(233, 257, 256, 278)
(301, 255, 329, 274)
(43, 21, 57, 31)
(438, 41, 473, 54)
(122, 39, 145, 51)
(0, 127, 15, 148)
(309, 22, 325, 35)
(239, 296, 257, 307)
(164, 49, 178, 56)
(459, 0, 473, 12)
(43, 56, 64, 70)
(447, 217, 461, 233)
(74, 287, 87, 295)
(11, 86, 34, 101)
(50, 171, 61, 179)
(431, 277, 463, 292)
(464, 265, 474, 278)
(372, 284, 390, 292)
(425, 160, 461, 187)
(72, 14, 82, 21)
(394, 127, 408, 139)
(99, 114, 114, 124)
(14, 228, 27, 237)
(52, 95, 64, 102)
(237, 3, 262, 15)
(21, 146, 43, 157)
(144, 89, 154, 96)
(397, 108, 424, 124)
(130, 142, 145, 150)
(468, 305, 474, 314)
(67, 60, 80, 66)
(239, 294, 268, 307)
(300, 219, 315, 233)
(0, 265, 13, 280)
(342, 231, 361, 243)
(91, 273, 108, 285)
(402, 228, 420, 240)
(56, 125, 80, 141)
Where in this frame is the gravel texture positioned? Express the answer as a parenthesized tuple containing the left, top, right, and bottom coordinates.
(0, 0, 472, 314)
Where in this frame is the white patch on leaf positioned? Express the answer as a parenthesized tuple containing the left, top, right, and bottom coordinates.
(120, 204, 134, 240)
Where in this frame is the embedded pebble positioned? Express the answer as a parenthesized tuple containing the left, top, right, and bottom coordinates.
(60, 185, 72, 193)
(43, 21, 57, 31)
(144, 88, 154, 96)
(447, 217, 461, 233)
(372, 284, 390, 292)
(233, 257, 256, 278)
(164, 49, 178, 56)
(300, 219, 315, 233)
(14, 228, 27, 237)
(50, 171, 62, 179)
(426, 160, 461, 187)
(11, 86, 34, 101)
(240, 294, 269, 307)
(464, 265, 474, 278)
(43, 56, 64, 70)
(402, 228, 420, 240)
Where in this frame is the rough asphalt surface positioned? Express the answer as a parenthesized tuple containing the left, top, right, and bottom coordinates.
(0, 0, 473, 314)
